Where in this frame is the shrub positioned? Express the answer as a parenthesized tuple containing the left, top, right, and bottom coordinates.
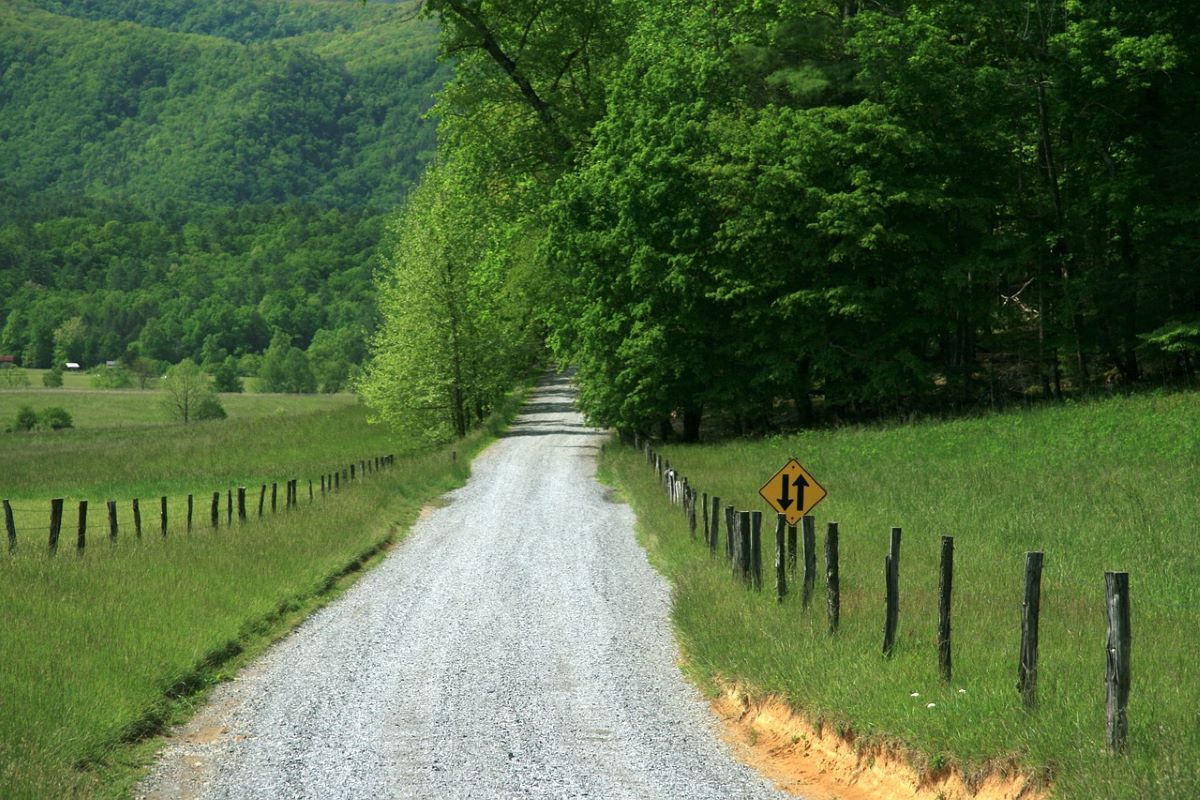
(38, 407, 73, 430)
(0, 367, 30, 388)
(212, 357, 244, 393)
(42, 367, 63, 387)
(14, 405, 38, 431)
(193, 395, 227, 421)
(90, 367, 134, 389)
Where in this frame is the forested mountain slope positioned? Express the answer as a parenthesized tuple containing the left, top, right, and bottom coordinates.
(0, 0, 446, 377)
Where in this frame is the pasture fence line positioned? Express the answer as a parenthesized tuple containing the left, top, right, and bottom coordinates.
(2, 454, 396, 557)
(633, 436, 1132, 755)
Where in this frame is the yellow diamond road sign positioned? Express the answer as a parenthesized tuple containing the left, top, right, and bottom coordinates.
(759, 458, 827, 525)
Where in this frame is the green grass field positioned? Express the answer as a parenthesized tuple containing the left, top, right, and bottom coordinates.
(602, 390, 1200, 799)
(0, 381, 526, 798)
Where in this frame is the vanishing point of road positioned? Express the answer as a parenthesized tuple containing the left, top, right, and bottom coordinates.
(139, 374, 789, 799)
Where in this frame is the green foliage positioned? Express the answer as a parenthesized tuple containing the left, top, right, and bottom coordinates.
(159, 358, 214, 423)
(0, 368, 29, 388)
(258, 331, 316, 394)
(13, 405, 38, 431)
(41, 367, 62, 388)
(211, 356, 244, 393)
(192, 394, 227, 421)
(37, 406, 72, 430)
(361, 162, 540, 440)
(90, 366, 133, 389)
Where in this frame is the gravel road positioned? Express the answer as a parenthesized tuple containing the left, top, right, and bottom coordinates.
(138, 374, 789, 800)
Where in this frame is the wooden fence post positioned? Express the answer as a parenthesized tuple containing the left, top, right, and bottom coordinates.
(938, 536, 954, 682)
(258, 485, 266, 516)
(49, 498, 63, 554)
(335, 472, 340, 491)
(1105, 571, 1131, 754)
(237, 487, 247, 521)
(883, 526, 902, 657)
(160, 496, 168, 537)
(226, 489, 232, 524)
(802, 516, 816, 608)
(187, 494, 193, 532)
(350, 464, 356, 480)
(788, 523, 798, 575)
(271, 483, 277, 513)
(709, 496, 720, 557)
(107, 500, 117, 541)
(308, 480, 313, 503)
(77, 500, 87, 554)
(321, 475, 326, 496)
(687, 487, 697, 537)
(701, 492, 709, 546)
(826, 522, 840, 633)
(740, 511, 753, 587)
(132, 498, 142, 538)
(1018, 551, 1044, 708)
(774, 513, 787, 602)
(725, 505, 736, 564)
(4, 500, 15, 552)
(210, 492, 219, 528)
(751, 511, 763, 590)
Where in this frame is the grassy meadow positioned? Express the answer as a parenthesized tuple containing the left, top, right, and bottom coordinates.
(602, 390, 1200, 800)
(0, 380, 526, 798)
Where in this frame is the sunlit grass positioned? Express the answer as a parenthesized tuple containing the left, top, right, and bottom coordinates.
(0, 384, 526, 798)
(603, 390, 1200, 799)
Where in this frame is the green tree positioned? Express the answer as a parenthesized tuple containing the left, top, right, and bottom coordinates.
(159, 359, 214, 423)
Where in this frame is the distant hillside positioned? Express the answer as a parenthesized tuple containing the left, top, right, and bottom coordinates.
(1, 0, 446, 211)
(0, 0, 447, 377)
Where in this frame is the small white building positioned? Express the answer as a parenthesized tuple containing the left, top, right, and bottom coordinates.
(64, 362, 81, 371)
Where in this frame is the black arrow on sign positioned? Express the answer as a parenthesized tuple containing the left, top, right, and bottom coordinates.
(779, 472, 809, 510)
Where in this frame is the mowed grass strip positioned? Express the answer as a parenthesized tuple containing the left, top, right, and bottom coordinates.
(0, 388, 525, 799)
(602, 390, 1200, 800)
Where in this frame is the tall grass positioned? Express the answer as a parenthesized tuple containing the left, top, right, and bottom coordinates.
(0, 387, 526, 798)
(602, 390, 1200, 799)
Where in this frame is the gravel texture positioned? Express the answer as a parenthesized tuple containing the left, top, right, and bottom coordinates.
(137, 374, 789, 800)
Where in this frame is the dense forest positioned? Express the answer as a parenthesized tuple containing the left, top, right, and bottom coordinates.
(0, 0, 446, 383)
(363, 0, 1200, 440)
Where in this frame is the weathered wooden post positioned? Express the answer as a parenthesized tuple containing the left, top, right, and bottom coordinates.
(787, 523, 798, 575)
(49, 498, 63, 554)
(1105, 571, 1131, 753)
(258, 485, 266, 516)
(350, 464, 356, 480)
(160, 496, 168, 537)
(76, 500, 87, 554)
(687, 487, 697, 537)
(271, 483, 277, 513)
(751, 511, 763, 590)
(321, 475, 326, 496)
(132, 498, 142, 538)
(335, 472, 341, 491)
(938, 536, 954, 682)
(187, 494, 193, 532)
(210, 492, 219, 528)
(4, 500, 16, 552)
(237, 487, 247, 521)
(883, 526, 902, 657)
(774, 513, 787, 602)
(724, 505, 736, 564)
(709, 496, 720, 557)
(826, 521, 840, 633)
(308, 480, 313, 502)
(740, 510, 753, 586)
(226, 489, 232, 524)
(107, 500, 118, 541)
(802, 516, 816, 608)
(1018, 551, 1044, 708)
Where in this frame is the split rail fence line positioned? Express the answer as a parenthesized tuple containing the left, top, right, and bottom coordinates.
(635, 437, 1133, 756)
(3, 454, 396, 558)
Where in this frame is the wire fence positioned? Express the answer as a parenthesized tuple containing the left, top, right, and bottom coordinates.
(3, 454, 396, 555)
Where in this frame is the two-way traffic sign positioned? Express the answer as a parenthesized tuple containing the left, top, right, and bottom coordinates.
(758, 458, 827, 525)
